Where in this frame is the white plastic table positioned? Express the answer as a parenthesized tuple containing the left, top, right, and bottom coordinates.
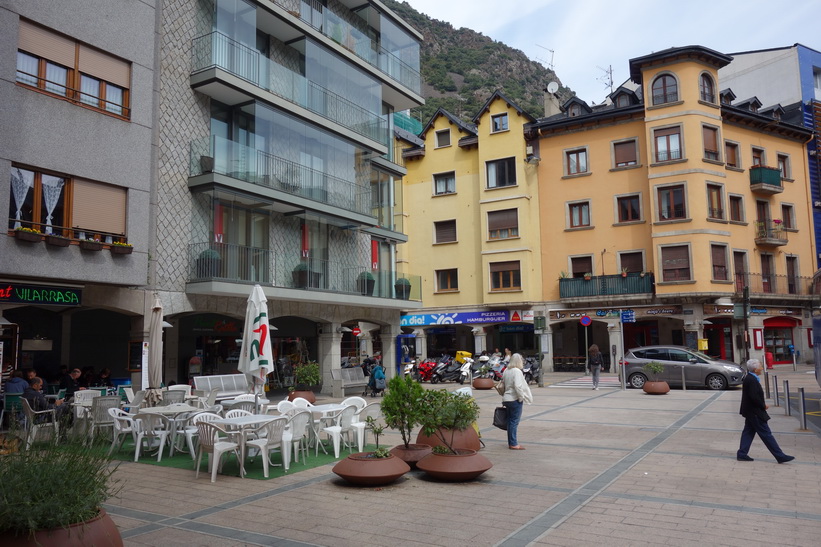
(212, 415, 277, 477)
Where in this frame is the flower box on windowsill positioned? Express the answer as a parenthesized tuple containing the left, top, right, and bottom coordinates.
(45, 234, 71, 247)
(79, 240, 103, 251)
(13, 229, 42, 243)
(109, 245, 133, 255)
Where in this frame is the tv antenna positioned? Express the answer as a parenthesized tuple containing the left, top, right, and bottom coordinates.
(535, 44, 555, 71)
(597, 64, 613, 95)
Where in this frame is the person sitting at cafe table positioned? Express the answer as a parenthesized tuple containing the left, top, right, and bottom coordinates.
(97, 368, 114, 388)
(59, 368, 86, 399)
(5, 370, 29, 394)
(22, 377, 71, 422)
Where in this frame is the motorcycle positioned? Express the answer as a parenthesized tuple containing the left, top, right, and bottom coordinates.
(486, 355, 506, 381)
(403, 359, 417, 379)
(523, 354, 541, 384)
(416, 357, 438, 382)
(430, 355, 457, 383)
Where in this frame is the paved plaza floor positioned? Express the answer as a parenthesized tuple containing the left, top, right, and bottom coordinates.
(105, 364, 821, 546)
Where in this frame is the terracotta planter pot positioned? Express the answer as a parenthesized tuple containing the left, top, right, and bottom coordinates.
(416, 449, 492, 481)
(2, 509, 123, 547)
(79, 240, 103, 251)
(13, 230, 41, 243)
(389, 443, 432, 469)
(332, 452, 410, 486)
(45, 235, 70, 247)
(416, 427, 481, 452)
(288, 390, 316, 404)
(643, 381, 670, 395)
(109, 245, 133, 255)
(472, 377, 494, 390)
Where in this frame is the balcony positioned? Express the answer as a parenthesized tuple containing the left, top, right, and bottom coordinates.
(749, 166, 783, 194)
(754, 220, 788, 247)
(191, 32, 388, 147)
(559, 273, 654, 300)
(190, 135, 371, 216)
(734, 273, 812, 297)
(188, 242, 421, 301)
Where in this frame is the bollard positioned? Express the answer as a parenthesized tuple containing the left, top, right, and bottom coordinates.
(783, 380, 791, 416)
(772, 375, 779, 407)
(798, 388, 808, 430)
(764, 371, 770, 398)
(681, 366, 686, 391)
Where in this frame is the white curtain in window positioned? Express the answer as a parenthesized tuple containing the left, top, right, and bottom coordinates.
(80, 74, 100, 105)
(45, 63, 67, 96)
(41, 175, 65, 234)
(16, 52, 38, 86)
(10, 168, 34, 229)
(487, 162, 497, 188)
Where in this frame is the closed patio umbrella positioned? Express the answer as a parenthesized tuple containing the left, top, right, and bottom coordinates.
(237, 284, 274, 395)
(145, 297, 164, 407)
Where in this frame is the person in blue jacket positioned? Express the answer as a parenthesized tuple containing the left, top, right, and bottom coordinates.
(4, 370, 29, 394)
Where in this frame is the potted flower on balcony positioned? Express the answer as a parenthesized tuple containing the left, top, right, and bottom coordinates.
(13, 226, 42, 243)
(44, 232, 70, 247)
(394, 276, 411, 300)
(621, 267, 628, 278)
(79, 238, 103, 251)
(109, 241, 133, 255)
(357, 271, 375, 296)
(583, 272, 592, 281)
(196, 248, 221, 277)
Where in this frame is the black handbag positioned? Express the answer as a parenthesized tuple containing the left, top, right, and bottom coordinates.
(493, 406, 508, 430)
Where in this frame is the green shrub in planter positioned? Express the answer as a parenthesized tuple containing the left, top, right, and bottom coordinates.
(642, 361, 665, 381)
(381, 374, 425, 449)
(417, 389, 480, 455)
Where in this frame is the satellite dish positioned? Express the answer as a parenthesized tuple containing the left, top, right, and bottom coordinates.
(547, 81, 559, 94)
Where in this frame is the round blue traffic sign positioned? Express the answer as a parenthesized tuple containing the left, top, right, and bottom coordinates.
(580, 315, 592, 326)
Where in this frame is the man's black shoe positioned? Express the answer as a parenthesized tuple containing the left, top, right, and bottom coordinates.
(737, 455, 754, 461)
(777, 455, 795, 464)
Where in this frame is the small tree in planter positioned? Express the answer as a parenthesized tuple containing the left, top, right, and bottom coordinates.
(642, 361, 669, 395)
(331, 416, 410, 486)
(382, 375, 431, 466)
(394, 276, 411, 299)
(357, 271, 375, 295)
(196, 248, 221, 277)
(288, 360, 321, 403)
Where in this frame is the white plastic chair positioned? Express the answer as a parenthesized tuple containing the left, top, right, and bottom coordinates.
(352, 402, 382, 453)
(232, 394, 257, 402)
(282, 410, 311, 464)
(132, 414, 171, 462)
(225, 409, 253, 420)
(291, 397, 313, 409)
(124, 390, 145, 413)
(86, 396, 121, 445)
(160, 390, 185, 406)
(20, 398, 59, 450)
(168, 384, 192, 397)
(228, 400, 257, 414)
(73, 389, 101, 420)
(341, 396, 367, 412)
(179, 412, 222, 460)
(122, 387, 135, 403)
(107, 408, 135, 456)
(245, 416, 288, 477)
(195, 421, 240, 483)
(276, 399, 295, 415)
(320, 404, 358, 459)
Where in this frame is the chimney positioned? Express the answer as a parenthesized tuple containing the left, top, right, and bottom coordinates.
(544, 90, 561, 118)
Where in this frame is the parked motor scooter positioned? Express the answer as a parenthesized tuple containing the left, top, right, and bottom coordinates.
(430, 355, 461, 383)
(523, 355, 541, 384)
(403, 359, 417, 379)
(487, 355, 506, 381)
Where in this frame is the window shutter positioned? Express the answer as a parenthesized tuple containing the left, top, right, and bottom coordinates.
(711, 245, 726, 268)
(703, 126, 718, 150)
(487, 209, 518, 232)
(725, 143, 737, 165)
(620, 252, 643, 272)
(490, 261, 518, 273)
(614, 141, 636, 165)
(79, 45, 130, 87)
(435, 220, 456, 243)
(654, 126, 679, 138)
(18, 20, 75, 67)
(571, 256, 592, 275)
(72, 178, 127, 234)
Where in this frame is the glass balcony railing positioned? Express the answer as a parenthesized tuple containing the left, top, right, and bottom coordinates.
(191, 32, 388, 146)
(190, 135, 372, 216)
(189, 242, 421, 301)
(559, 273, 654, 299)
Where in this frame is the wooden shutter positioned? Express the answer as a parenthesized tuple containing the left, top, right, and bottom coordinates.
(18, 20, 75, 67)
(490, 261, 518, 273)
(703, 126, 718, 151)
(435, 220, 456, 243)
(725, 143, 738, 166)
(620, 252, 643, 273)
(487, 209, 517, 232)
(79, 44, 130, 87)
(711, 245, 727, 279)
(662, 246, 689, 280)
(571, 256, 592, 275)
(72, 178, 127, 234)
(654, 126, 679, 138)
(614, 141, 636, 165)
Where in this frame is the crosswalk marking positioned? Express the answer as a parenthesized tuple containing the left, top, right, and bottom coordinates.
(548, 376, 621, 389)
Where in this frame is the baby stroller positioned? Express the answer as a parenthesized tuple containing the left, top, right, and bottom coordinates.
(364, 364, 386, 397)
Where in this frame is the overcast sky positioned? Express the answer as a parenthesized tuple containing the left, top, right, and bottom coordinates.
(403, 0, 820, 106)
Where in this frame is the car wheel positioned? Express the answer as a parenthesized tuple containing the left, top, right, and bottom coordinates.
(706, 374, 727, 390)
(628, 373, 647, 389)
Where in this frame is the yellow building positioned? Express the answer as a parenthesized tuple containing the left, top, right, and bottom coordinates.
(529, 46, 815, 371)
(396, 91, 542, 355)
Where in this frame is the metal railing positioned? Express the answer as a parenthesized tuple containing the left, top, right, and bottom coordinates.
(734, 273, 812, 296)
(655, 149, 682, 162)
(16, 70, 130, 118)
(190, 135, 372, 216)
(754, 220, 787, 243)
(191, 32, 388, 146)
(559, 273, 654, 299)
(749, 165, 783, 186)
(8, 219, 127, 244)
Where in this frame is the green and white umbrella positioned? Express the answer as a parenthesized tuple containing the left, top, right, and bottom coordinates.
(237, 285, 274, 395)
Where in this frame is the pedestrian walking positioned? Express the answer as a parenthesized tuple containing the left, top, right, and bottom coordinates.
(588, 344, 603, 390)
(501, 353, 533, 450)
(737, 358, 794, 463)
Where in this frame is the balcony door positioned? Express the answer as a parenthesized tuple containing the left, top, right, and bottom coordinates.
(214, 0, 257, 81)
(761, 254, 774, 294)
(216, 201, 269, 282)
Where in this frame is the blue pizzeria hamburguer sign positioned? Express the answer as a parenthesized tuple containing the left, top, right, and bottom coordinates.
(0, 282, 82, 306)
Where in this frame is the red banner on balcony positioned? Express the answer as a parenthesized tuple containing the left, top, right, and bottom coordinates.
(371, 240, 378, 270)
(301, 223, 309, 258)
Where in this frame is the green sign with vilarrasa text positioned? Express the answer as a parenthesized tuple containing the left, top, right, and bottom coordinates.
(0, 283, 81, 306)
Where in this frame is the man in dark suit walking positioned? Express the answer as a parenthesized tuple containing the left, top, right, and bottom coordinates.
(737, 358, 794, 463)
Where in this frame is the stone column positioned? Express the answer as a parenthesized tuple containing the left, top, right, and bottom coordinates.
(472, 327, 487, 355)
(381, 323, 397, 379)
(413, 328, 427, 360)
(318, 322, 342, 396)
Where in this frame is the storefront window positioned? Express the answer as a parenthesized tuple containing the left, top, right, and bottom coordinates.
(764, 326, 794, 363)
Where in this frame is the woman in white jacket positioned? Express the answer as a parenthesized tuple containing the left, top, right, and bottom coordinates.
(502, 353, 533, 450)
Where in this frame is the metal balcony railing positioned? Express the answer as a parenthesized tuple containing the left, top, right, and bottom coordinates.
(191, 32, 388, 146)
(559, 273, 654, 299)
(749, 165, 783, 186)
(754, 220, 787, 245)
(734, 273, 812, 296)
(189, 243, 421, 301)
(190, 135, 372, 216)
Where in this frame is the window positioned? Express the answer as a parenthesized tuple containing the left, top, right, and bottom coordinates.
(16, 20, 131, 118)
(752, 147, 765, 166)
(703, 126, 719, 161)
(620, 251, 644, 273)
(651, 74, 678, 105)
(617, 195, 641, 222)
(657, 185, 686, 220)
(661, 245, 691, 281)
(435, 129, 450, 148)
(616, 94, 631, 108)
(729, 195, 744, 222)
(733, 251, 747, 291)
(8, 165, 127, 239)
(613, 140, 638, 167)
(486, 157, 517, 188)
(781, 204, 795, 229)
(565, 148, 588, 175)
(761, 254, 775, 294)
(490, 261, 521, 291)
(711, 244, 728, 280)
(436, 269, 458, 291)
(725, 142, 740, 168)
(571, 256, 593, 278)
(434, 172, 455, 195)
(654, 127, 681, 162)
(568, 201, 590, 228)
(786, 256, 799, 294)
(491, 113, 509, 133)
(487, 209, 518, 240)
(707, 184, 724, 220)
(434, 220, 456, 243)
(777, 154, 790, 179)
(700, 74, 715, 103)
(568, 104, 581, 117)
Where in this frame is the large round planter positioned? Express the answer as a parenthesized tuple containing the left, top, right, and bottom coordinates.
(332, 452, 410, 486)
(643, 381, 670, 395)
(472, 377, 494, 390)
(416, 449, 492, 481)
(416, 427, 481, 452)
(2, 509, 123, 547)
(288, 390, 316, 404)
(389, 443, 432, 469)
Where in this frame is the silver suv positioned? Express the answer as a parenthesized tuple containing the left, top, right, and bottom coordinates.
(623, 345, 745, 390)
